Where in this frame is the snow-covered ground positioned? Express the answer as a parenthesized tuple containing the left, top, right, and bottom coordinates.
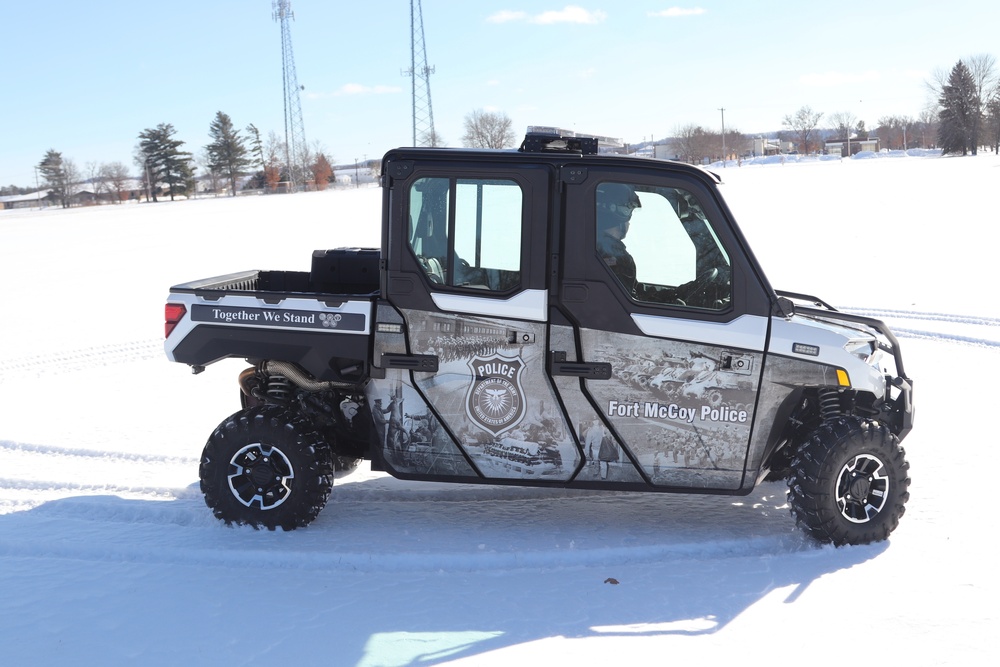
(1, 153, 997, 666)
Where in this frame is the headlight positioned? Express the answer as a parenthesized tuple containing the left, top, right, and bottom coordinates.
(844, 338, 877, 364)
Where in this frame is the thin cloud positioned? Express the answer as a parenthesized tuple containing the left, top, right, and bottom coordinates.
(648, 7, 706, 18)
(799, 71, 881, 86)
(489, 6, 607, 25)
(487, 10, 528, 23)
(532, 6, 607, 24)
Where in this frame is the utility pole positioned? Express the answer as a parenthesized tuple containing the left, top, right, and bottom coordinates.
(719, 107, 726, 167)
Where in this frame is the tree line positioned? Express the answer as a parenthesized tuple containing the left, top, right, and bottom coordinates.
(18, 53, 1000, 203)
(30, 112, 339, 207)
(774, 54, 1000, 158)
(29, 107, 509, 207)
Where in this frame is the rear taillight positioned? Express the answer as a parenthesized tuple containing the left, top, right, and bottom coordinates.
(165, 303, 187, 338)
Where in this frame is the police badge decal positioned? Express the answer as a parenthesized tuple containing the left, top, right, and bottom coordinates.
(466, 354, 526, 436)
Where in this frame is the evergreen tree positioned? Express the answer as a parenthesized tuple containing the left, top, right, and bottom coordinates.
(246, 123, 265, 170)
(243, 124, 267, 191)
(137, 123, 193, 201)
(938, 60, 978, 155)
(37, 149, 71, 208)
(206, 112, 250, 196)
(855, 120, 869, 141)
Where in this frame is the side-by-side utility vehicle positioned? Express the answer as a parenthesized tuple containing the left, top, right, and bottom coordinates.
(164, 133, 913, 545)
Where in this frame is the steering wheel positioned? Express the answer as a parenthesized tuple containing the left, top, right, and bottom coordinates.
(674, 267, 720, 306)
(418, 256, 445, 284)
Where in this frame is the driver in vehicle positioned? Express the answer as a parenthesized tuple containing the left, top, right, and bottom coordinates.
(596, 183, 641, 294)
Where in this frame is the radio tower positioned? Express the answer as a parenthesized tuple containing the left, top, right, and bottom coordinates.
(403, 0, 437, 146)
(273, 0, 308, 188)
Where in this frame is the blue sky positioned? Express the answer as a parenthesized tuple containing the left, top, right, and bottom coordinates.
(2, 1, 998, 188)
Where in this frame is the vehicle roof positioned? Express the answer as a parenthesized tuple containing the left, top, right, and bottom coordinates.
(381, 145, 723, 185)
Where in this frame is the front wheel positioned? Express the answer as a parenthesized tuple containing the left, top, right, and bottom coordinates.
(788, 417, 910, 546)
(200, 406, 334, 530)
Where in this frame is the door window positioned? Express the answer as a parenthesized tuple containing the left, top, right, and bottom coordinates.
(596, 182, 731, 310)
(409, 177, 523, 292)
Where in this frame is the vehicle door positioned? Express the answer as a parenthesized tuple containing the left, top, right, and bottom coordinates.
(550, 166, 771, 490)
(372, 157, 583, 481)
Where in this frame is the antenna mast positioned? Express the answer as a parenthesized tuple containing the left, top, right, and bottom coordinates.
(273, 0, 308, 188)
(403, 0, 437, 146)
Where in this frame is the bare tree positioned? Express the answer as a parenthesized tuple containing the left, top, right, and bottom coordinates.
(420, 128, 447, 147)
(86, 161, 109, 203)
(987, 95, 1000, 153)
(782, 106, 824, 153)
(101, 162, 131, 203)
(966, 53, 999, 151)
(876, 115, 916, 150)
(828, 111, 858, 139)
(672, 124, 715, 164)
(461, 109, 515, 148)
(197, 149, 224, 195)
(916, 107, 939, 148)
(723, 128, 749, 161)
(264, 131, 285, 191)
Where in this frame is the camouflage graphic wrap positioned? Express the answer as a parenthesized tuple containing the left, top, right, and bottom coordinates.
(547, 325, 645, 484)
(397, 310, 579, 480)
(579, 328, 760, 489)
(367, 371, 477, 477)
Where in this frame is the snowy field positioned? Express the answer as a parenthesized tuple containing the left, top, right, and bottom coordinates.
(1, 152, 998, 666)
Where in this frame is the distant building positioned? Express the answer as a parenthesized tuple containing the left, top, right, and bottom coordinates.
(0, 191, 52, 210)
(825, 137, 880, 157)
(747, 138, 795, 157)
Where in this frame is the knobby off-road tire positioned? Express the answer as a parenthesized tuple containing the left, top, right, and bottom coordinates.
(200, 406, 334, 530)
(788, 417, 910, 546)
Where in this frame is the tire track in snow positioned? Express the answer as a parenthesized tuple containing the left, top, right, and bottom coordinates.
(842, 307, 1000, 349)
(0, 440, 199, 466)
(0, 477, 195, 501)
(0, 338, 164, 382)
(844, 307, 1000, 328)
(0, 442, 201, 515)
(891, 328, 1000, 349)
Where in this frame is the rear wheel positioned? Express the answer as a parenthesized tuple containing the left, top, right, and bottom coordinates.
(788, 417, 910, 546)
(200, 406, 334, 530)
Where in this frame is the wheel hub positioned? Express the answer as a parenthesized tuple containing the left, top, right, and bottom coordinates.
(227, 444, 295, 510)
(835, 454, 889, 523)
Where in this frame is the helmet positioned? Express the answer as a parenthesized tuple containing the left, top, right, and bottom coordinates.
(597, 183, 641, 231)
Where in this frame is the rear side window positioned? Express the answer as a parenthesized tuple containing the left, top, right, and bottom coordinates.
(409, 177, 522, 292)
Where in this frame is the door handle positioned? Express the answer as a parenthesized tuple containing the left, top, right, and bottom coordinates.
(381, 353, 439, 372)
(548, 351, 612, 380)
